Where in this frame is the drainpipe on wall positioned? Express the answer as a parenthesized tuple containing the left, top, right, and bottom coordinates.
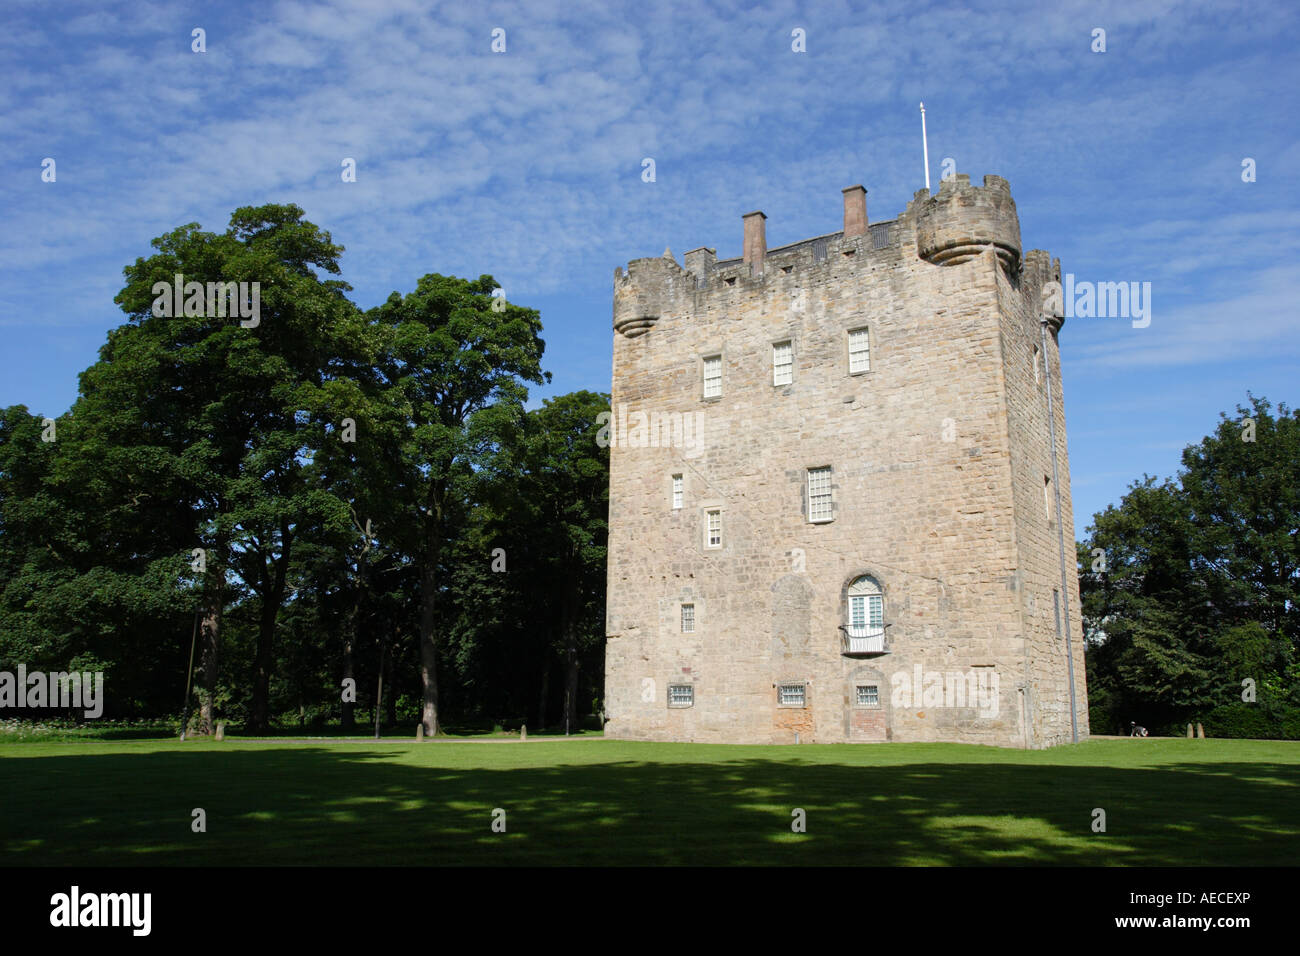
(1040, 316, 1079, 743)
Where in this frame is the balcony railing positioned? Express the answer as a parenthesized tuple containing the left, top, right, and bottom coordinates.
(840, 624, 887, 656)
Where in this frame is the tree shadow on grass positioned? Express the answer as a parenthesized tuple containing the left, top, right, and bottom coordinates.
(1, 747, 1296, 866)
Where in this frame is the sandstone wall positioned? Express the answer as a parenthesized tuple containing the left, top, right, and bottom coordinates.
(604, 174, 1087, 747)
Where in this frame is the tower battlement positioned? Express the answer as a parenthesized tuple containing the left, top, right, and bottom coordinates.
(613, 172, 1026, 337)
(911, 173, 1021, 273)
(613, 251, 685, 338)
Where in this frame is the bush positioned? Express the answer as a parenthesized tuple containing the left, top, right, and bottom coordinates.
(1199, 703, 1300, 740)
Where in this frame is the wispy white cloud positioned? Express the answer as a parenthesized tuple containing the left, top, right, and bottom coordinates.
(0, 0, 1296, 502)
(1070, 265, 1300, 369)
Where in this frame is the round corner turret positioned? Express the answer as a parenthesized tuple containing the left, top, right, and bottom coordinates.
(914, 173, 1021, 274)
(613, 255, 683, 338)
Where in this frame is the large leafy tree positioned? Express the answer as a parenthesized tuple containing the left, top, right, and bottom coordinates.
(1080, 396, 1298, 732)
(95, 204, 363, 732)
(1, 396, 195, 717)
(439, 390, 611, 731)
(368, 274, 548, 735)
(3, 211, 619, 735)
(515, 391, 610, 732)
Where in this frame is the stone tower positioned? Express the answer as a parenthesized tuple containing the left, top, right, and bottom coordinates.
(603, 173, 1089, 748)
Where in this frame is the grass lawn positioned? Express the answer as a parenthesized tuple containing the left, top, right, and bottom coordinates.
(1, 737, 1296, 865)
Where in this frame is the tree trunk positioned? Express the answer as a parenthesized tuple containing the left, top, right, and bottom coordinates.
(342, 518, 371, 733)
(373, 639, 385, 738)
(250, 533, 291, 734)
(537, 658, 550, 731)
(419, 561, 440, 736)
(562, 631, 580, 735)
(197, 549, 226, 736)
(251, 601, 276, 734)
(341, 635, 356, 732)
(197, 606, 221, 735)
(561, 581, 582, 735)
(385, 639, 397, 728)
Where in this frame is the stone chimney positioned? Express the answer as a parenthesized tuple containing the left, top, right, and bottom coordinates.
(842, 185, 867, 238)
(742, 211, 766, 275)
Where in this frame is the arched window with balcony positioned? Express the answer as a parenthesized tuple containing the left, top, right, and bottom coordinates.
(842, 575, 886, 656)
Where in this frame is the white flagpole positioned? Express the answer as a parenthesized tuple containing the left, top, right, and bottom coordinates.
(920, 102, 930, 190)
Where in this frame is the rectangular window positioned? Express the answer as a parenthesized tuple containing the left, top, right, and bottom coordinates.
(849, 594, 884, 630)
(807, 466, 833, 522)
(773, 341, 793, 386)
(778, 683, 806, 707)
(705, 509, 721, 548)
(1033, 345, 1041, 385)
(1053, 589, 1062, 637)
(702, 354, 722, 398)
(668, 684, 694, 707)
(856, 685, 880, 707)
(848, 328, 870, 374)
(681, 603, 695, 633)
(672, 474, 683, 510)
(1044, 475, 1053, 522)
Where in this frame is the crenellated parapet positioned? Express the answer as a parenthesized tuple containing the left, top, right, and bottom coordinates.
(614, 173, 1033, 341)
(911, 173, 1021, 274)
(613, 250, 686, 338)
(1022, 248, 1064, 333)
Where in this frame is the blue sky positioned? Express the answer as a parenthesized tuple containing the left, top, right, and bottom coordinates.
(1, 0, 1296, 534)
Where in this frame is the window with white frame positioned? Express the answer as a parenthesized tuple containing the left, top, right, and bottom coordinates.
(702, 354, 722, 398)
(704, 509, 722, 548)
(807, 466, 833, 522)
(672, 474, 683, 510)
(856, 684, 880, 707)
(773, 340, 793, 386)
(681, 603, 695, 633)
(848, 327, 870, 374)
(778, 683, 806, 707)
(668, 684, 694, 707)
(845, 576, 885, 653)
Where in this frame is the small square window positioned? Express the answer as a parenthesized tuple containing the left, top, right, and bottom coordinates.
(778, 683, 806, 707)
(807, 466, 833, 523)
(668, 684, 694, 707)
(671, 474, 683, 510)
(773, 341, 793, 386)
(704, 509, 721, 549)
(703, 355, 722, 398)
(856, 685, 880, 707)
(848, 328, 870, 374)
(681, 603, 695, 633)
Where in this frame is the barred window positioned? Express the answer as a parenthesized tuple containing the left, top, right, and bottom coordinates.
(807, 466, 833, 522)
(778, 683, 806, 707)
(672, 474, 683, 510)
(703, 354, 722, 398)
(681, 603, 695, 633)
(856, 684, 880, 707)
(669, 684, 694, 707)
(773, 341, 793, 386)
(848, 328, 870, 374)
(705, 509, 721, 548)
